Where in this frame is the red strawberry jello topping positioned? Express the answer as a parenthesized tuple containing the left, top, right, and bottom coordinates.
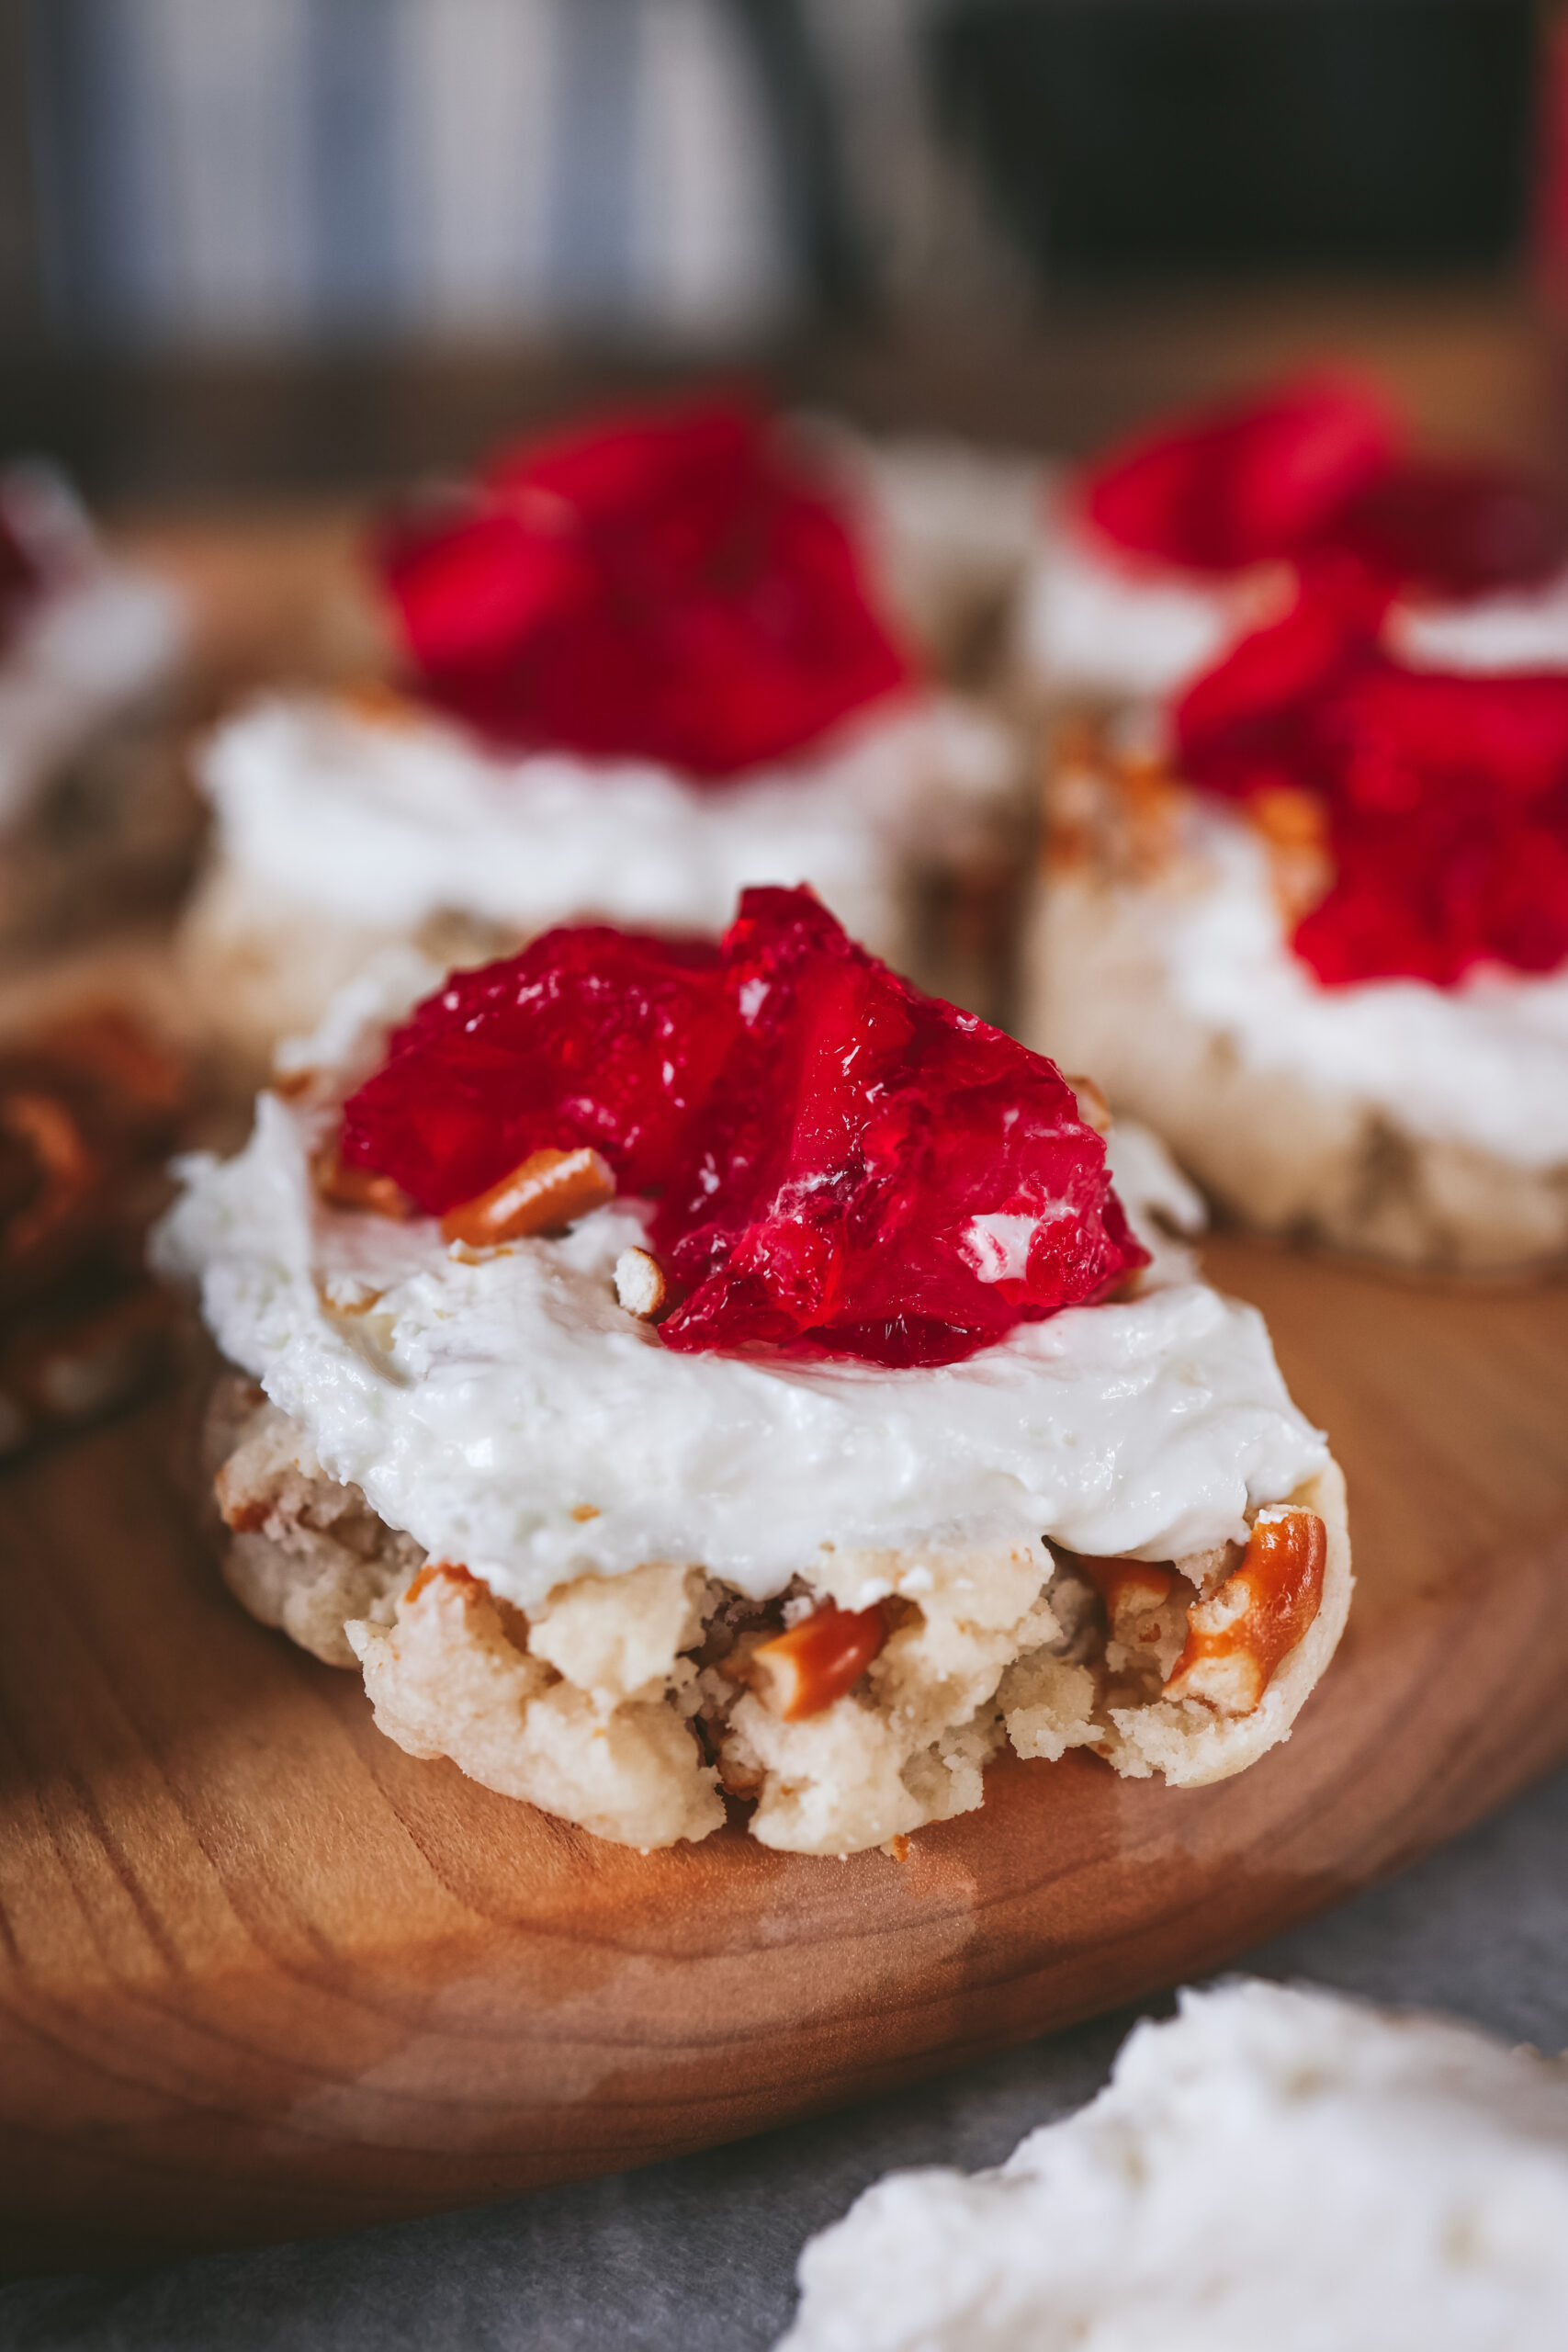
(375, 399, 910, 780)
(1083, 375, 1567, 602)
(1085, 377, 1398, 576)
(340, 888, 1145, 1368)
(1175, 594, 1568, 987)
(1326, 457, 1568, 603)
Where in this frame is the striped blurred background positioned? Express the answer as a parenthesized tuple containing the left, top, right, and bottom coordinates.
(0, 0, 1546, 359)
(25, 0, 822, 344)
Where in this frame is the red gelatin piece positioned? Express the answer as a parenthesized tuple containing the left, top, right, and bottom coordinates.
(375, 398, 910, 780)
(1298, 667, 1568, 986)
(1082, 378, 1567, 607)
(340, 888, 1146, 1368)
(1175, 590, 1380, 803)
(650, 889, 1145, 1366)
(1325, 458, 1568, 603)
(1175, 594, 1568, 989)
(1083, 376, 1397, 576)
(341, 926, 728, 1214)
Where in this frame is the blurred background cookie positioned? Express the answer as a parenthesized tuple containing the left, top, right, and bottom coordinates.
(0, 1005, 192, 1456)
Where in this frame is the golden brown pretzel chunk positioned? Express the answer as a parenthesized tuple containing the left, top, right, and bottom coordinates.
(1164, 1509, 1326, 1716)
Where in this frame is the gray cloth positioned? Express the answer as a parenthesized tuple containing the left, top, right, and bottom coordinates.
(6, 1763, 1567, 2352)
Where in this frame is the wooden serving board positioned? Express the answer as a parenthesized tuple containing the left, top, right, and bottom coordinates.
(1, 1234, 1565, 2278)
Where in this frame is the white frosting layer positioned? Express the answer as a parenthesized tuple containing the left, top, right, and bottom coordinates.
(155, 1002, 1324, 1608)
(1390, 569, 1568, 673)
(0, 563, 185, 830)
(1137, 803, 1568, 1168)
(1018, 507, 1568, 701)
(782, 1980, 1568, 2352)
(1015, 502, 1276, 703)
(198, 688, 1016, 961)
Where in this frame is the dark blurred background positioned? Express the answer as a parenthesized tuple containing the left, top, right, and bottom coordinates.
(0, 0, 1556, 497)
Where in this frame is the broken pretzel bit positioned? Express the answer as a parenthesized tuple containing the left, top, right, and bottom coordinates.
(1080, 1555, 1177, 1638)
(1162, 1508, 1326, 1716)
(339, 678, 423, 731)
(1247, 784, 1333, 927)
(312, 1136, 414, 1220)
(1077, 1553, 1187, 1681)
(215, 1477, 269, 1534)
(441, 1147, 615, 1248)
(1065, 1073, 1111, 1138)
(744, 1600, 887, 1722)
(614, 1245, 668, 1321)
(401, 1559, 479, 1608)
(398, 1557, 530, 1651)
(1, 1089, 96, 1260)
(313, 1271, 384, 1317)
(1041, 738, 1102, 874)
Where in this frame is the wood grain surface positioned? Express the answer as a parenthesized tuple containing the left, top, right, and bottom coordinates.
(1, 1235, 1563, 2278)
(2, 304, 1563, 2278)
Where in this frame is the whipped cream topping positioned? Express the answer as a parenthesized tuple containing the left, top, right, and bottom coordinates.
(1135, 801, 1568, 1168)
(782, 1980, 1568, 2352)
(0, 562, 185, 830)
(1020, 503, 1568, 704)
(198, 689, 1016, 962)
(1015, 500, 1280, 703)
(155, 977, 1325, 1610)
(1390, 569, 1568, 673)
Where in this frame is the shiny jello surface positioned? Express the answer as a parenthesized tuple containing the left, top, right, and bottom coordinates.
(1087, 376, 1568, 988)
(341, 888, 1145, 1367)
(1176, 594, 1568, 988)
(375, 399, 909, 780)
(1085, 376, 1397, 577)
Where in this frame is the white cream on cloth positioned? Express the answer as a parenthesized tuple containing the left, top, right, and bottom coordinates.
(1031, 795, 1568, 1175)
(153, 962, 1325, 1620)
(780, 1979, 1568, 2352)
(194, 684, 1018, 967)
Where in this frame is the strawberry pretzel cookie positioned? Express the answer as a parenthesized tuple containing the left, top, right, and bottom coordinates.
(1023, 584, 1568, 1272)
(156, 888, 1348, 1856)
(179, 399, 1015, 1070)
(1021, 378, 1568, 1270)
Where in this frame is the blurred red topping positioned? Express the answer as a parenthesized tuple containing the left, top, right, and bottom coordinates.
(1083, 377, 1397, 575)
(1083, 377, 1567, 601)
(1176, 596, 1568, 987)
(340, 887, 1145, 1368)
(375, 399, 910, 779)
(1325, 458, 1568, 602)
